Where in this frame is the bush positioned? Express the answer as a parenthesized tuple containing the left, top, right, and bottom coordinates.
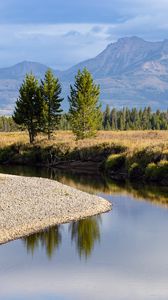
(162, 149, 168, 161)
(0, 146, 18, 163)
(145, 160, 168, 183)
(128, 163, 144, 180)
(105, 154, 126, 172)
(131, 147, 162, 168)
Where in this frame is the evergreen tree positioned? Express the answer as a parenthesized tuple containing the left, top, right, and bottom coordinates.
(41, 69, 63, 140)
(103, 104, 111, 130)
(68, 69, 102, 139)
(142, 107, 150, 129)
(58, 114, 71, 130)
(117, 110, 125, 130)
(131, 108, 140, 129)
(12, 73, 43, 143)
(101, 106, 168, 131)
(0, 116, 18, 132)
(110, 108, 117, 130)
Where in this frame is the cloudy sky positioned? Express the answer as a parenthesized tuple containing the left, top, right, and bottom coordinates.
(0, 0, 168, 69)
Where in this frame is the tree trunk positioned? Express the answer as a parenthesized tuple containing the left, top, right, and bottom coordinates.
(29, 130, 35, 144)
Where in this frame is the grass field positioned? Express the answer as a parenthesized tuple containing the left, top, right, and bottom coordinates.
(0, 130, 168, 150)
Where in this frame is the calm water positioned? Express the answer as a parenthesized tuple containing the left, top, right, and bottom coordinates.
(0, 166, 168, 300)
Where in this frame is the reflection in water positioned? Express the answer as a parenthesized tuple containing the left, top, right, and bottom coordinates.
(23, 226, 62, 258)
(0, 165, 167, 207)
(23, 216, 101, 259)
(1, 166, 168, 299)
(70, 216, 101, 258)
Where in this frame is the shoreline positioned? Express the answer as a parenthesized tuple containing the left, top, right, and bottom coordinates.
(0, 131, 167, 186)
(1, 160, 167, 186)
(0, 174, 111, 245)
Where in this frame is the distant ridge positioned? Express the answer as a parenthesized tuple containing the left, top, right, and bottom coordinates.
(0, 61, 56, 80)
(0, 36, 168, 113)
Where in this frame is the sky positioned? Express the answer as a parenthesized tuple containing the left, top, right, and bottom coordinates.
(0, 0, 168, 69)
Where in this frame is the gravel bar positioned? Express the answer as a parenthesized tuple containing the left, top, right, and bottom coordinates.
(0, 173, 111, 244)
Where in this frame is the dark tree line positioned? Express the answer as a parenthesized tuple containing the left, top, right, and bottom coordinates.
(57, 106, 168, 131)
(102, 105, 168, 130)
(1, 105, 168, 133)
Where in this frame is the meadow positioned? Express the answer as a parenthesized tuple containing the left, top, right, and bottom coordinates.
(1, 130, 168, 149)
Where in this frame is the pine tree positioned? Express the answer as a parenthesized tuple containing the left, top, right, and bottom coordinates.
(103, 104, 111, 130)
(68, 69, 102, 139)
(41, 69, 63, 140)
(110, 108, 117, 130)
(118, 111, 124, 130)
(131, 108, 140, 129)
(12, 73, 43, 143)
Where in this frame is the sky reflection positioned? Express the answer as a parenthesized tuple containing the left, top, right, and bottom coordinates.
(1, 193, 168, 299)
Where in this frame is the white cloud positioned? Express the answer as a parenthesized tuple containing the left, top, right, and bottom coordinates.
(106, 13, 168, 42)
(0, 12, 168, 70)
(0, 24, 110, 69)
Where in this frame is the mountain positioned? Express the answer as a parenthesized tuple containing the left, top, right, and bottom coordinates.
(1, 37, 168, 114)
(60, 36, 168, 110)
(0, 61, 53, 80)
(0, 61, 61, 114)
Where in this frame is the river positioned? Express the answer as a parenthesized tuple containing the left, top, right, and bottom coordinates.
(0, 165, 168, 300)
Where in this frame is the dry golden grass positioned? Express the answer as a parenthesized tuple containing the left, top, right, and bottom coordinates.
(0, 130, 168, 151)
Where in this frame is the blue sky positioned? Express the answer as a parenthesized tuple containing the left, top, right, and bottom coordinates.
(0, 0, 168, 69)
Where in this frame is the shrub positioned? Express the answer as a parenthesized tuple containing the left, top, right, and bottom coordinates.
(0, 146, 18, 163)
(145, 160, 168, 183)
(162, 149, 168, 161)
(105, 154, 126, 172)
(128, 163, 144, 180)
(131, 147, 162, 168)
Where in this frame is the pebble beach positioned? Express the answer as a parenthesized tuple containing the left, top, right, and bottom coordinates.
(0, 173, 111, 244)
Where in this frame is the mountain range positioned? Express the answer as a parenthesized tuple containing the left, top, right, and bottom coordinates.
(1, 36, 168, 114)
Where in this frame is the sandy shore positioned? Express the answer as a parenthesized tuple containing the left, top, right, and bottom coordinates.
(0, 174, 111, 244)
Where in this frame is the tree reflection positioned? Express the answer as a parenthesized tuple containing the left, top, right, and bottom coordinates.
(69, 216, 101, 259)
(23, 216, 102, 260)
(23, 225, 62, 258)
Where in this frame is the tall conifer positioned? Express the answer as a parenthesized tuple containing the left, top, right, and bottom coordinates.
(68, 69, 102, 139)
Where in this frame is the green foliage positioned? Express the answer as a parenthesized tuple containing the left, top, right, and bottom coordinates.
(58, 114, 71, 130)
(128, 163, 143, 180)
(68, 68, 102, 139)
(105, 153, 126, 172)
(131, 147, 162, 168)
(0, 116, 19, 132)
(0, 146, 16, 163)
(103, 104, 111, 130)
(162, 150, 168, 161)
(48, 106, 168, 132)
(41, 69, 63, 139)
(102, 105, 168, 130)
(12, 73, 43, 143)
(145, 160, 168, 183)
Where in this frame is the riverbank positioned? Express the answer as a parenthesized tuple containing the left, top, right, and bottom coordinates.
(1, 165, 167, 208)
(0, 174, 111, 244)
(0, 130, 168, 185)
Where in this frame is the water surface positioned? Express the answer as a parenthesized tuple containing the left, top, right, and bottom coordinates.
(0, 166, 168, 300)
